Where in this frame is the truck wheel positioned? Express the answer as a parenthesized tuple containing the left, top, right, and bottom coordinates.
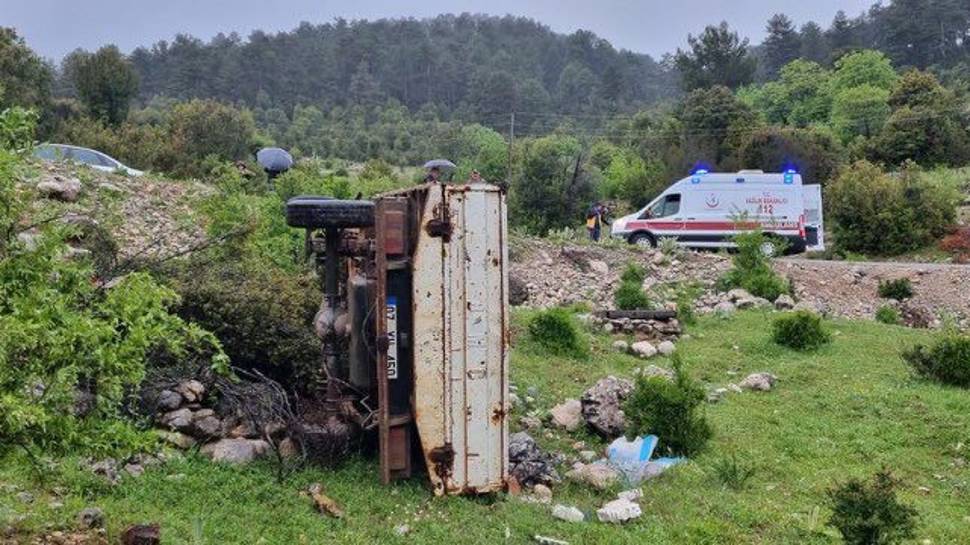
(286, 197, 375, 229)
(628, 232, 655, 248)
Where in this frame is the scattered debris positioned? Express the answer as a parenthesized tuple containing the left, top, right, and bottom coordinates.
(533, 535, 569, 545)
(308, 483, 344, 518)
(551, 505, 585, 523)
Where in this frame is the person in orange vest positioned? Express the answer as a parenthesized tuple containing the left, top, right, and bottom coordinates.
(585, 202, 607, 242)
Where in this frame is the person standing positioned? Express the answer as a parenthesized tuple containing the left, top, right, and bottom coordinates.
(586, 202, 606, 242)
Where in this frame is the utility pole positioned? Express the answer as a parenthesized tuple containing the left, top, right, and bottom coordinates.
(506, 112, 515, 185)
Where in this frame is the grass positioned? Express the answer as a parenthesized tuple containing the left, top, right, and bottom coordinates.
(3, 311, 970, 544)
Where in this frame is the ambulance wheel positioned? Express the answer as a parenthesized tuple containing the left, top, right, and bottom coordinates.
(629, 232, 656, 248)
(759, 236, 786, 257)
(285, 197, 375, 229)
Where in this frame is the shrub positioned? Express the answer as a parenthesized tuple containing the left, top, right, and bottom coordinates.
(903, 333, 970, 387)
(939, 227, 970, 262)
(676, 292, 697, 326)
(168, 99, 259, 177)
(878, 278, 913, 300)
(166, 258, 323, 389)
(658, 236, 680, 256)
(827, 161, 959, 255)
(719, 229, 790, 301)
(614, 281, 652, 311)
(527, 308, 588, 358)
(624, 357, 713, 457)
(772, 310, 831, 350)
(875, 305, 900, 325)
(619, 262, 647, 285)
(827, 469, 918, 545)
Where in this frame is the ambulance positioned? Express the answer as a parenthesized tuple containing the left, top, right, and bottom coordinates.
(610, 169, 824, 255)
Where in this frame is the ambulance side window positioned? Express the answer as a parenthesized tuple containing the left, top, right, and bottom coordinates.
(645, 194, 680, 218)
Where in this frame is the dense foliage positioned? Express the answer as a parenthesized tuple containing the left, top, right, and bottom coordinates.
(827, 469, 918, 545)
(877, 278, 914, 300)
(827, 161, 958, 255)
(624, 358, 713, 457)
(772, 311, 832, 351)
(904, 333, 970, 387)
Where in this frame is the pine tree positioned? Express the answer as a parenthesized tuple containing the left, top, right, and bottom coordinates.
(763, 14, 801, 78)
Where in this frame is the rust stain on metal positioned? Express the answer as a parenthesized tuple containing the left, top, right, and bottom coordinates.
(425, 218, 452, 241)
(490, 404, 506, 424)
(428, 445, 455, 482)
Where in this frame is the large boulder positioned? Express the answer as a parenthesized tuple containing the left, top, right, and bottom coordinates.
(200, 438, 270, 464)
(160, 408, 193, 431)
(581, 376, 634, 438)
(508, 271, 530, 306)
(549, 399, 583, 432)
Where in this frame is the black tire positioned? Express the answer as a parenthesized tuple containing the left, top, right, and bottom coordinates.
(286, 196, 375, 229)
(628, 231, 656, 248)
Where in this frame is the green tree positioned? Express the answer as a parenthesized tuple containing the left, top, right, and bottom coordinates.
(831, 84, 891, 141)
(762, 14, 801, 79)
(0, 28, 52, 110)
(831, 50, 897, 93)
(798, 22, 830, 64)
(734, 126, 844, 185)
(674, 22, 756, 91)
(167, 99, 259, 176)
(674, 85, 759, 169)
(73, 45, 140, 125)
(511, 134, 595, 234)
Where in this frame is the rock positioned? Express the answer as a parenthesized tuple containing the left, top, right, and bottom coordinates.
(124, 463, 145, 478)
(509, 432, 560, 487)
(98, 182, 124, 194)
(602, 322, 615, 334)
(727, 384, 743, 394)
(394, 524, 411, 536)
(611, 340, 629, 352)
(651, 252, 666, 266)
(630, 340, 657, 359)
(552, 505, 585, 523)
(639, 365, 674, 381)
(740, 372, 777, 392)
(175, 380, 205, 403)
(527, 386, 540, 398)
(578, 450, 597, 463)
(549, 399, 583, 432)
(596, 498, 642, 523)
(191, 414, 223, 438)
(532, 483, 553, 504)
(16, 491, 34, 504)
(509, 392, 523, 409)
(88, 459, 120, 485)
(792, 301, 820, 314)
(37, 177, 82, 202)
(509, 272, 530, 306)
(156, 390, 182, 412)
(581, 376, 634, 437)
(707, 388, 729, 403)
(121, 523, 160, 545)
(200, 438, 270, 464)
(16, 231, 40, 250)
(774, 294, 795, 310)
(726, 288, 752, 303)
(588, 260, 609, 275)
(157, 431, 196, 449)
(160, 408, 193, 431)
(657, 340, 676, 356)
(714, 301, 736, 316)
(565, 462, 620, 490)
(617, 488, 643, 502)
(77, 507, 105, 529)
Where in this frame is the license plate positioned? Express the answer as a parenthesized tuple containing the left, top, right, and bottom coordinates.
(386, 296, 398, 380)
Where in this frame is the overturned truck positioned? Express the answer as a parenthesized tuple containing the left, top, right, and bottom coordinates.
(285, 181, 510, 495)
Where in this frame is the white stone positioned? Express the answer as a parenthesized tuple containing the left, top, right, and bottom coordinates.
(549, 399, 583, 432)
(630, 340, 657, 359)
(596, 498, 642, 523)
(657, 340, 676, 356)
(200, 438, 270, 464)
(552, 504, 585, 523)
(617, 488, 643, 502)
(611, 340, 629, 352)
(588, 260, 609, 275)
(740, 372, 777, 392)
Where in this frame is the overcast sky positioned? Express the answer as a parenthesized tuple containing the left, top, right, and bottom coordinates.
(7, 0, 874, 61)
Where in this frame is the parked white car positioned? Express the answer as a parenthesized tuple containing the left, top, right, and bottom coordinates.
(33, 144, 144, 176)
(610, 169, 824, 255)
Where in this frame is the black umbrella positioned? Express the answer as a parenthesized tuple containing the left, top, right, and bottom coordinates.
(423, 159, 456, 170)
(257, 147, 294, 172)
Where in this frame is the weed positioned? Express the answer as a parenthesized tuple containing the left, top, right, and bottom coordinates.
(875, 305, 900, 325)
(614, 281, 652, 311)
(878, 278, 913, 300)
(772, 311, 832, 351)
(712, 455, 756, 491)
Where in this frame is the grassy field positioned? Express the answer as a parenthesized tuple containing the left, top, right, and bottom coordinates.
(2, 310, 969, 544)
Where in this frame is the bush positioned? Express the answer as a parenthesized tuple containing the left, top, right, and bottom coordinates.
(827, 469, 918, 545)
(527, 308, 588, 358)
(878, 278, 913, 300)
(827, 161, 959, 255)
(772, 310, 831, 350)
(733, 125, 844, 185)
(719, 229, 790, 301)
(939, 227, 970, 262)
(166, 259, 323, 389)
(614, 281, 652, 311)
(903, 333, 970, 387)
(168, 99, 259, 177)
(875, 305, 900, 325)
(619, 262, 646, 285)
(624, 357, 712, 457)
